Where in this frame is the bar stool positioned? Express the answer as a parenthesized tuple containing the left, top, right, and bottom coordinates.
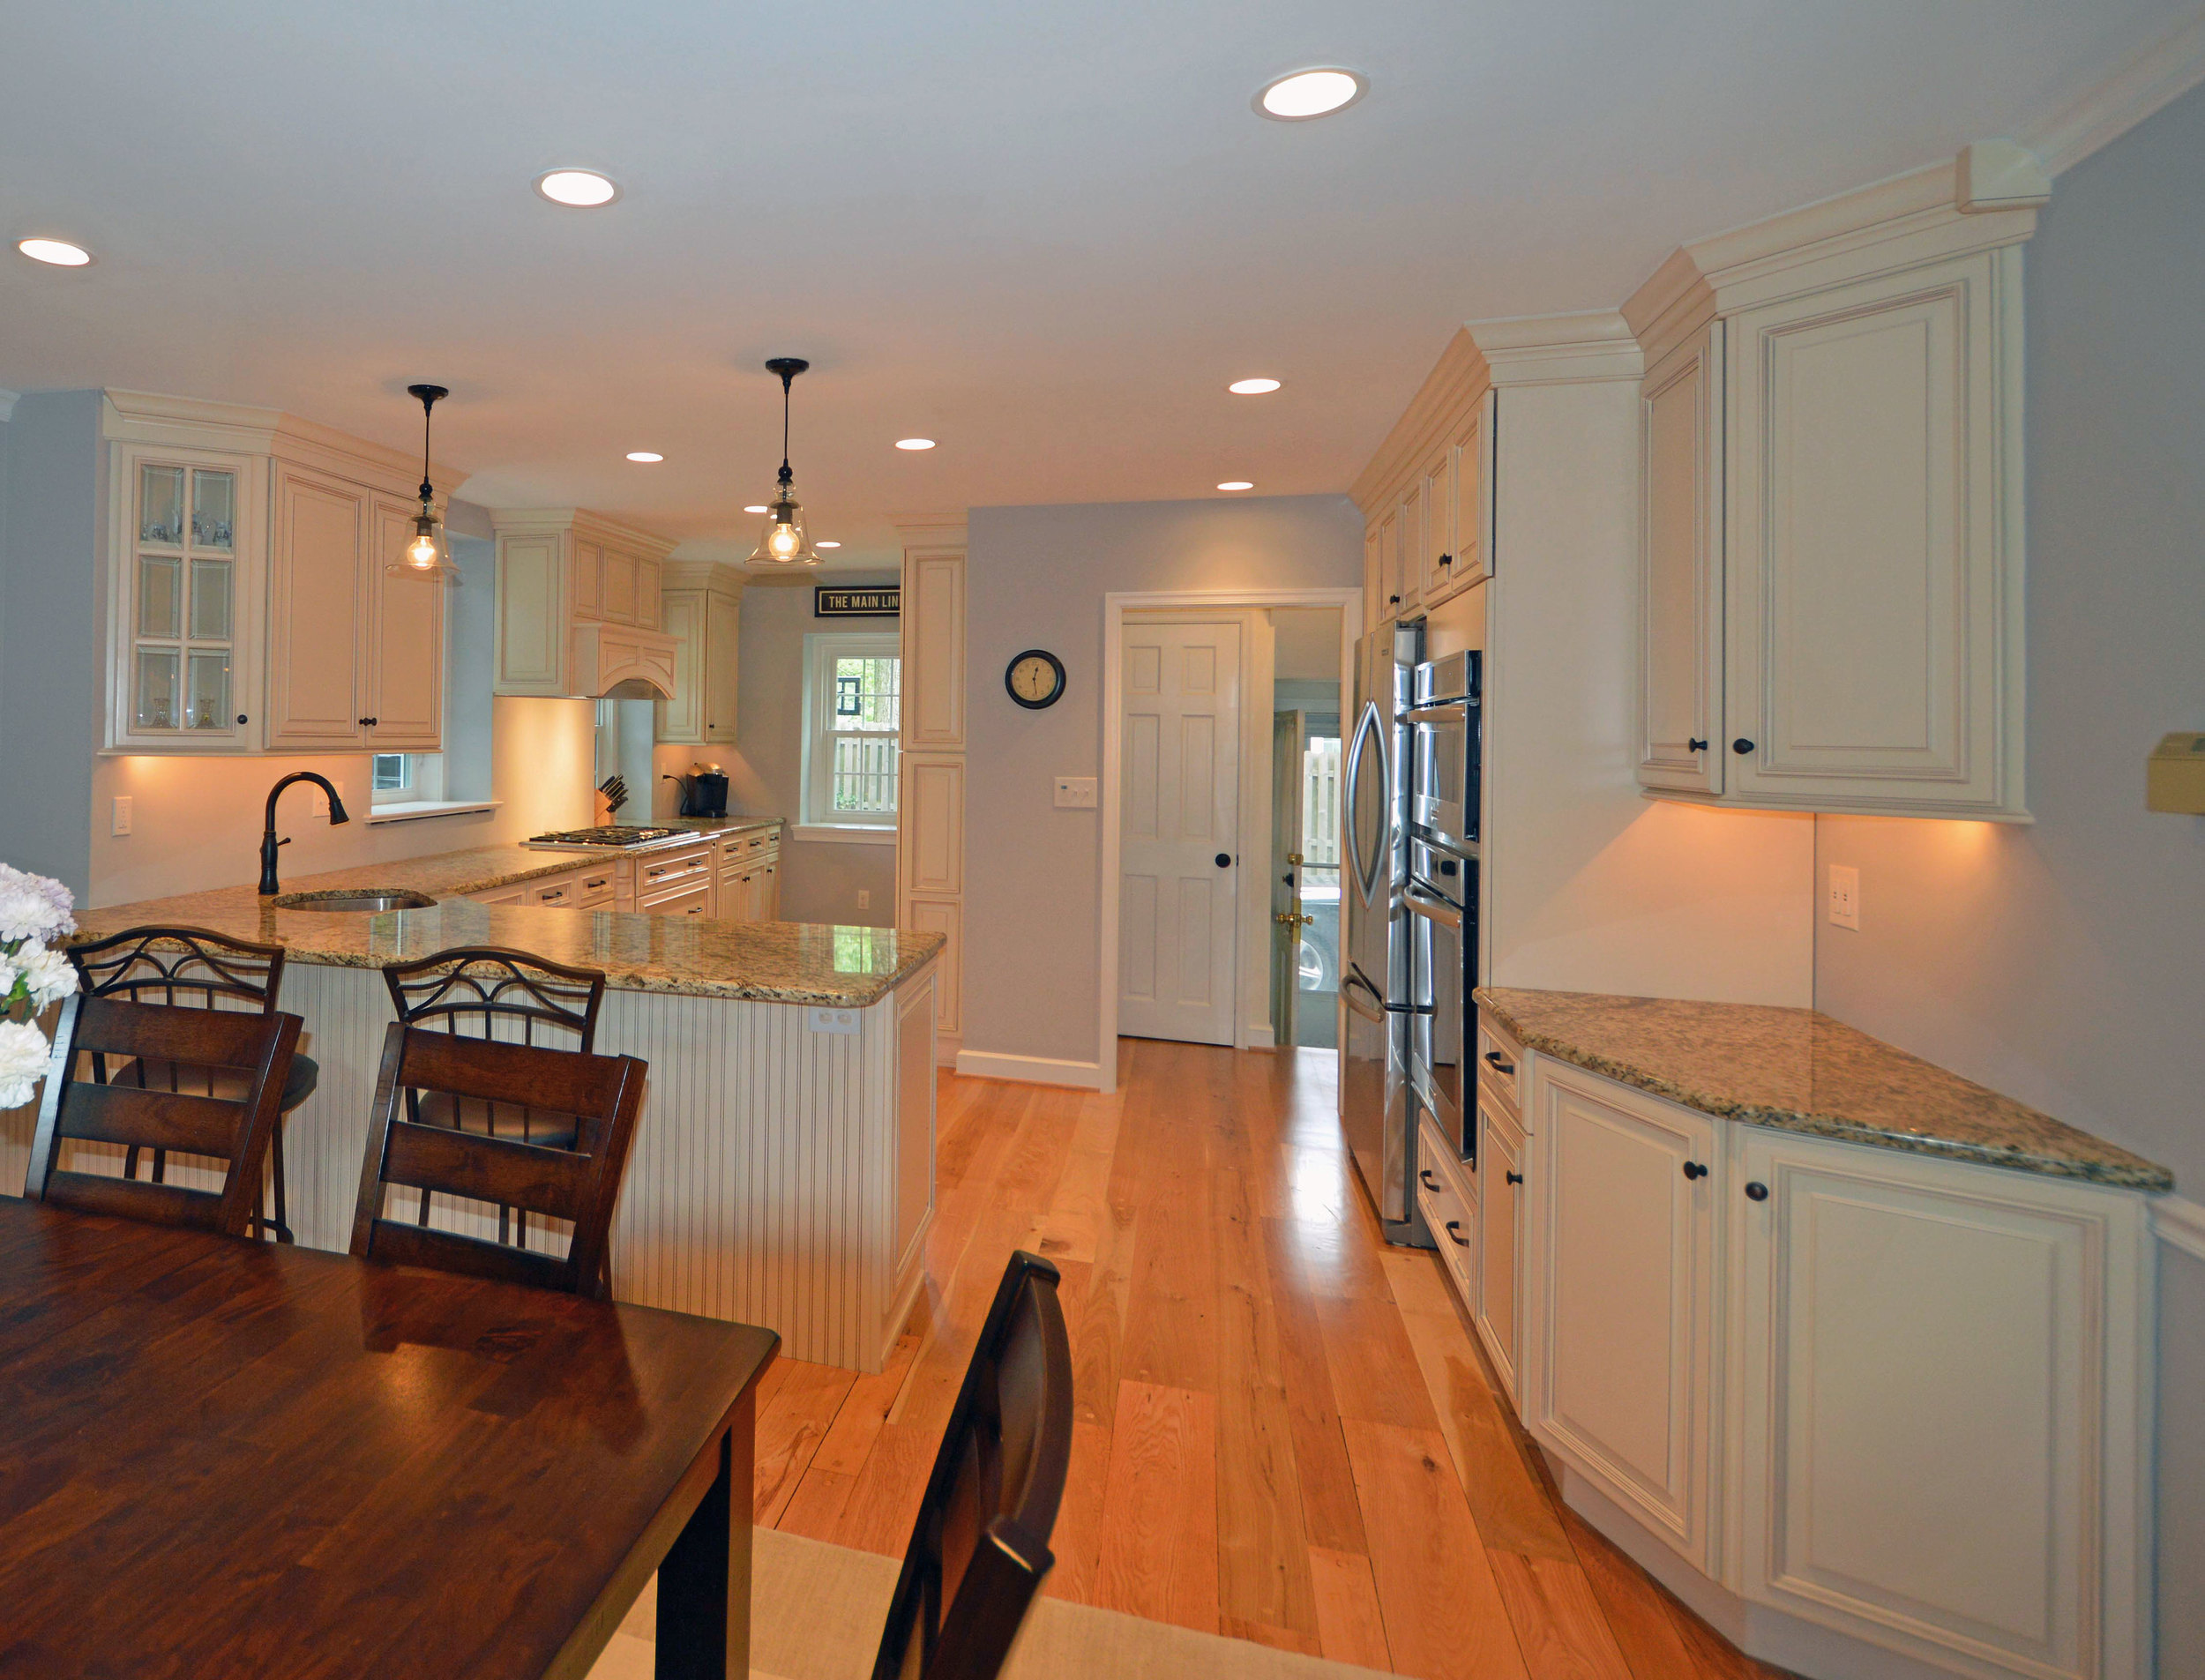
(66, 925, 317, 1241)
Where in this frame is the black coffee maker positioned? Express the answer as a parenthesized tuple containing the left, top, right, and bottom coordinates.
(664, 765, 729, 818)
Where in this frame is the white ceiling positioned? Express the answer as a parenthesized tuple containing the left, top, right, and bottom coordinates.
(2, 0, 2192, 569)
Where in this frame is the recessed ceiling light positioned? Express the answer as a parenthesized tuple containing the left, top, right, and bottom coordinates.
(894, 437, 936, 451)
(1228, 377, 1282, 395)
(744, 504, 769, 514)
(1255, 69, 1366, 121)
(816, 541, 841, 549)
(1217, 481, 1255, 492)
(18, 237, 92, 267)
(534, 168, 619, 207)
(625, 451, 664, 463)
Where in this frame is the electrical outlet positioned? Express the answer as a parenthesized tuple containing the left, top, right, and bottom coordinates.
(111, 795, 133, 837)
(856, 889, 871, 911)
(1054, 776, 1098, 809)
(807, 1007, 861, 1035)
(1828, 863, 1861, 930)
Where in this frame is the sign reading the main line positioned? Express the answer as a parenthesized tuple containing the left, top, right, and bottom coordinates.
(814, 586, 900, 618)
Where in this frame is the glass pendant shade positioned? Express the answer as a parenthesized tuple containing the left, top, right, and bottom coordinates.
(389, 383, 460, 581)
(747, 482, 819, 568)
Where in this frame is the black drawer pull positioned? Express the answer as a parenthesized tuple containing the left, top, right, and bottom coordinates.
(1745, 1181, 1769, 1201)
(1444, 1220, 1469, 1247)
(1419, 1169, 1440, 1191)
(1506, 1170, 1523, 1186)
(1682, 1161, 1708, 1181)
(1484, 1051, 1514, 1074)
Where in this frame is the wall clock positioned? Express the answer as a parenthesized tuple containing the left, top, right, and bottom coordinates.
(1005, 649, 1067, 710)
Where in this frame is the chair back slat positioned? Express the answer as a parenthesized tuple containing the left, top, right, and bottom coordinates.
(379, 1119, 590, 1223)
(350, 1023, 645, 1297)
(381, 947, 605, 1050)
(872, 1251, 1073, 1680)
(68, 925, 284, 1014)
(23, 993, 299, 1236)
(70, 994, 284, 1071)
(61, 1082, 243, 1159)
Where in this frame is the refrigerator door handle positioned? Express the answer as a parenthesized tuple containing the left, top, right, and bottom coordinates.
(1342, 967, 1386, 1020)
(1343, 698, 1384, 905)
(1404, 887, 1463, 930)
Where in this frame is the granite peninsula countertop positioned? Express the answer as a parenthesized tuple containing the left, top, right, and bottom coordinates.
(1476, 987, 2173, 1191)
(70, 823, 939, 1008)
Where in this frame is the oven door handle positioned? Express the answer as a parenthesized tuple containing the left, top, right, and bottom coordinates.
(1407, 702, 1469, 726)
(1404, 887, 1463, 930)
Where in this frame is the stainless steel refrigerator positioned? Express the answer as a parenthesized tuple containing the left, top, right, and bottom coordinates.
(1340, 621, 1428, 1245)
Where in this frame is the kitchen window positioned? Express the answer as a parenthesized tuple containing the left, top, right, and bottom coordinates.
(802, 632, 900, 832)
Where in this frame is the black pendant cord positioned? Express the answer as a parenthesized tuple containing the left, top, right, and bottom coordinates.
(763, 357, 809, 499)
(407, 383, 448, 507)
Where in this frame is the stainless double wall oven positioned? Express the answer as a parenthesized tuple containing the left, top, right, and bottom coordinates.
(1406, 650, 1480, 1165)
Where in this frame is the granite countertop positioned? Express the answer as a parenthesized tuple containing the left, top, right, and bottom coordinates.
(1476, 987, 2173, 1191)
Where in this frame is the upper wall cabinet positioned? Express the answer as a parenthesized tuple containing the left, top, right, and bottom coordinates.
(902, 549, 966, 750)
(1627, 173, 2033, 819)
(655, 560, 742, 745)
(1353, 347, 1494, 627)
(102, 393, 450, 756)
(490, 510, 677, 699)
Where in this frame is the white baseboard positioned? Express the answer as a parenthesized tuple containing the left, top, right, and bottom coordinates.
(2154, 1192, 2205, 1265)
(953, 1049, 1108, 1090)
(934, 1033, 961, 1070)
(1244, 1024, 1277, 1050)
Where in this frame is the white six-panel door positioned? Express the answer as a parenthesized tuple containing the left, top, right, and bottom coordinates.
(1118, 619, 1242, 1045)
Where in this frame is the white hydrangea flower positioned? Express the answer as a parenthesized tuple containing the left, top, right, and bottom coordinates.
(0, 956, 18, 1001)
(0, 1018, 50, 1110)
(19, 945, 77, 1009)
(0, 864, 72, 945)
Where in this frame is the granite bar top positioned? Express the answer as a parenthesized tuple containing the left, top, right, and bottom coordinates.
(1476, 987, 2172, 1191)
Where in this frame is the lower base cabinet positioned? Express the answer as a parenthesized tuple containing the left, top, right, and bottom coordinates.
(1475, 1084, 1526, 1406)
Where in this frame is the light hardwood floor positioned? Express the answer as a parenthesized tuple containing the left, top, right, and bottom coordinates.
(750, 1037, 1790, 1680)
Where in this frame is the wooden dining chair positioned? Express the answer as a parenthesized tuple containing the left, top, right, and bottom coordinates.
(67, 924, 318, 1241)
(349, 1021, 645, 1298)
(380, 945, 607, 1251)
(24, 992, 301, 1238)
(871, 1251, 1074, 1680)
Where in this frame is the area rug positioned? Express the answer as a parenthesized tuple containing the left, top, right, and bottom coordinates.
(587, 1525, 1394, 1680)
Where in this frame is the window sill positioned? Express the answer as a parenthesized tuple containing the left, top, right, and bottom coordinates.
(793, 824, 896, 846)
(364, 800, 502, 825)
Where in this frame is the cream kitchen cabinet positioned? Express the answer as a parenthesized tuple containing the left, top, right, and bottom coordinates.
(656, 562, 743, 745)
(1628, 190, 2030, 819)
(1475, 1083, 1525, 1407)
(1522, 1060, 1717, 1572)
(101, 393, 447, 756)
(1408, 390, 1495, 609)
(491, 509, 677, 699)
(1731, 1126, 2149, 1680)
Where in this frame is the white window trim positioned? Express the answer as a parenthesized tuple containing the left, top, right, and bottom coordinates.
(801, 631, 901, 830)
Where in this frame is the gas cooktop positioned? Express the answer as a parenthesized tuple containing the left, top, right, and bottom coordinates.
(526, 826, 683, 848)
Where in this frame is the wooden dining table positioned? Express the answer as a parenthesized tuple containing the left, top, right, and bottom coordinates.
(0, 1197, 778, 1678)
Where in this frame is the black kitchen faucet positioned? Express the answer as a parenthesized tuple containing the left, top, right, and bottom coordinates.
(259, 772, 351, 895)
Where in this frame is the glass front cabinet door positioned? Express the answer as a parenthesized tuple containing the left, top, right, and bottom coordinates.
(108, 445, 265, 751)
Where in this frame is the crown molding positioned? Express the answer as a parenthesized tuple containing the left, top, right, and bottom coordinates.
(1469, 310, 1642, 386)
(485, 505, 678, 557)
(662, 557, 745, 593)
(101, 387, 457, 493)
(1956, 139, 2053, 212)
(1350, 329, 1488, 513)
(893, 512, 968, 551)
(2027, 7, 2205, 176)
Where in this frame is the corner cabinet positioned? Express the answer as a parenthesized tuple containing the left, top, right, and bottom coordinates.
(656, 561, 743, 745)
(491, 509, 676, 699)
(1357, 370, 1493, 627)
(1630, 198, 2030, 819)
(102, 394, 449, 756)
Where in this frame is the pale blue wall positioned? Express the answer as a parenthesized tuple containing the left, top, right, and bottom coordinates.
(1812, 82, 2205, 1672)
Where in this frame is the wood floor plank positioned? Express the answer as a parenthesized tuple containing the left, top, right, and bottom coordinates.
(775, 1465, 856, 1546)
(807, 1331, 920, 1479)
(1094, 1379, 1220, 1635)
(1261, 1217, 1370, 1556)
(1313, 1289, 1444, 1432)
(1308, 1545, 1394, 1671)
(1558, 1505, 1704, 1680)
(1342, 1416, 1530, 1680)
(751, 1359, 856, 1527)
(1489, 1550, 1635, 1680)
(832, 1417, 936, 1557)
(1041, 1418, 1114, 1605)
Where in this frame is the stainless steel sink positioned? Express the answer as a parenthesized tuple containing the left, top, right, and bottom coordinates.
(270, 890, 436, 913)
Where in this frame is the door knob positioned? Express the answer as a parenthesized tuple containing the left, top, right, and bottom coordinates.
(1732, 738, 1755, 754)
(1215, 853, 1232, 869)
(1287, 852, 1304, 866)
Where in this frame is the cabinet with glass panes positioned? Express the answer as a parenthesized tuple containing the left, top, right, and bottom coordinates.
(107, 444, 266, 751)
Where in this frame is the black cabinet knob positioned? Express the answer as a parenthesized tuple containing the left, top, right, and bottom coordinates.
(1388, 594, 1401, 605)
(235, 713, 248, 725)
(1439, 552, 1453, 567)
(1215, 853, 1231, 869)
(1682, 1161, 1708, 1181)
(1687, 737, 1708, 752)
(358, 716, 380, 728)
(1732, 737, 1755, 754)
(1745, 1181, 1769, 1201)
(1506, 1170, 1524, 1186)
(1444, 1220, 1469, 1247)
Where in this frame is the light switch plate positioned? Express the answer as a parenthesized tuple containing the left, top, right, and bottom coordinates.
(111, 795, 133, 837)
(1054, 776, 1098, 809)
(1828, 863, 1860, 931)
(856, 889, 871, 910)
(808, 1007, 861, 1035)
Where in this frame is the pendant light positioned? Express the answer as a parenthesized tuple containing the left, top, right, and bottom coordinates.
(393, 383, 460, 580)
(745, 357, 821, 570)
